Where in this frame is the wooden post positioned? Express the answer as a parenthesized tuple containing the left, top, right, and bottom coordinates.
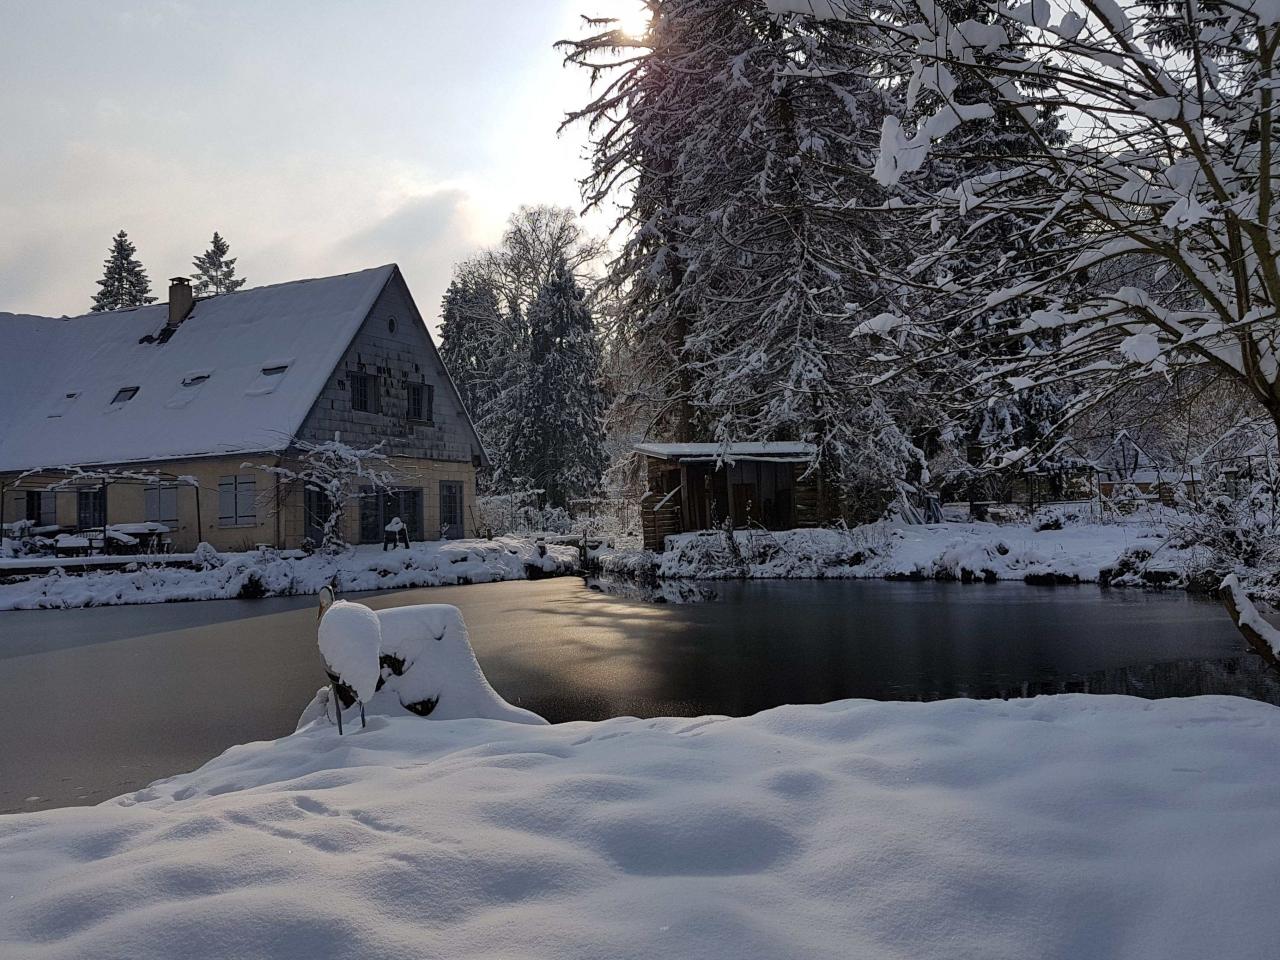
(274, 467, 283, 549)
(194, 481, 203, 548)
(679, 461, 690, 532)
(724, 463, 736, 529)
(100, 478, 109, 554)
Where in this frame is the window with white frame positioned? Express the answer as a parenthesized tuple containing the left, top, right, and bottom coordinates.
(218, 474, 257, 527)
(145, 481, 180, 527)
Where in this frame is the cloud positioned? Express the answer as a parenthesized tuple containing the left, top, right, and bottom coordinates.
(335, 187, 493, 334)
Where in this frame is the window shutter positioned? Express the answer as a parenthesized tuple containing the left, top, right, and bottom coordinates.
(218, 477, 236, 524)
(236, 476, 256, 525)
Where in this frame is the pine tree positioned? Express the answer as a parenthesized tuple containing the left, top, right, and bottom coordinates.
(191, 231, 246, 296)
(564, 2, 903, 514)
(91, 230, 156, 312)
(439, 272, 519, 481)
(508, 260, 607, 507)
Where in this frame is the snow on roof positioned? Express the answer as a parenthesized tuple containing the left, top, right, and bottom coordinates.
(634, 441, 816, 462)
(0, 265, 395, 472)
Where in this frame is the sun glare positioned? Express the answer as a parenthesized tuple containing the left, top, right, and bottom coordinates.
(613, 4, 650, 39)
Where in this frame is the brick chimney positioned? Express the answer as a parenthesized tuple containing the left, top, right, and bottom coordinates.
(167, 277, 194, 330)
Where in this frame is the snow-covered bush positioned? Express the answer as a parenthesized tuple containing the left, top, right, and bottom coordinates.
(1171, 468, 1280, 597)
(1030, 506, 1088, 532)
(192, 541, 223, 570)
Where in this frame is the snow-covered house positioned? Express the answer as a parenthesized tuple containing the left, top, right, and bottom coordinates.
(635, 442, 836, 551)
(0, 266, 487, 551)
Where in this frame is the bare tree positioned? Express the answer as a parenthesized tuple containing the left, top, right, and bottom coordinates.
(821, 0, 1280, 463)
(247, 437, 397, 553)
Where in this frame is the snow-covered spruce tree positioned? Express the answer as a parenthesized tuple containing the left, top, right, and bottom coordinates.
(565, 2, 926, 517)
(439, 207, 604, 493)
(507, 259, 608, 508)
(440, 270, 505, 421)
(682, 7, 906, 517)
(563, 3, 734, 442)
(191, 231, 246, 296)
(91, 230, 156, 312)
(439, 269, 524, 485)
(815, 0, 1280, 464)
(247, 437, 397, 553)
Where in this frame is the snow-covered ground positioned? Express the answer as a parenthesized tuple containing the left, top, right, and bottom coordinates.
(0, 537, 579, 611)
(0, 695, 1274, 959)
(598, 520, 1188, 586)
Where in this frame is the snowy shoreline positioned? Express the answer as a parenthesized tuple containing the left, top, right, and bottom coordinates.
(0, 537, 580, 611)
(595, 520, 1199, 590)
(1, 694, 1276, 958)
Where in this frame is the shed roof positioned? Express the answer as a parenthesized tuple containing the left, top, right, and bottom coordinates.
(634, 442, 816, 463)
(0, 265, 395, 472)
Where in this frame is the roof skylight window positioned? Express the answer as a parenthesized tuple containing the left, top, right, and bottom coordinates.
(111, 386, 139, 404)
(167, 370, 214, 409)
(46, 391, 81, 418)
(246, 359, 294, 396)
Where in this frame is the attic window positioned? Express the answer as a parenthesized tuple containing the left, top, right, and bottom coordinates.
(246, 359, 293, 396)
(168, 370, 214, 409)
(111, 386, 139, 404)
(47, 391, 81, 418)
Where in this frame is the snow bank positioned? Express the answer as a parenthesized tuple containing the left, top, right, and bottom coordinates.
(597, 521, 1186, 586)
(1, 695, 1277, 958)
(300, 602, 546, 727)
(0, 537, 579, 611)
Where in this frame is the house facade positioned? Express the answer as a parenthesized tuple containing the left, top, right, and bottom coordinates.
(0, 265, 487, 552)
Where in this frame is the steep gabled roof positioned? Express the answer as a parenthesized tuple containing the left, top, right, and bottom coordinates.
(0, 265, 395, 472)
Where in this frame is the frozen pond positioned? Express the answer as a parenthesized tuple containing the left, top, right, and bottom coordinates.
(0, 577, 1272, 813)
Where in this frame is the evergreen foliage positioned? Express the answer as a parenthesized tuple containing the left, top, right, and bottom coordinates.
(438, 207, 606, 499)
(508, 260, 608, 507)
(91, 230, 156, 313)
(191, 232, 246, 296)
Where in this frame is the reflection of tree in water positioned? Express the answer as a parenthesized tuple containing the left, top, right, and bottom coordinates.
(584, 577, 718, 605)
(910, 656, 1280, 707)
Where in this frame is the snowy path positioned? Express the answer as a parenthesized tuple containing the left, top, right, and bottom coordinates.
(1, 695, 1277, 959)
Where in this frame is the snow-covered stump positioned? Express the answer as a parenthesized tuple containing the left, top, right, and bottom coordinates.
(300, 598, 545, 732)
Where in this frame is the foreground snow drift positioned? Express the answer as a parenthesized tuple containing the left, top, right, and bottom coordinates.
(0, 537, 579, 610)
(1, 695, 1277, 959)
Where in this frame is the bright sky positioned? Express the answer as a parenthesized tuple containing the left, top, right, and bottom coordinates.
(0, 0, 644, 326)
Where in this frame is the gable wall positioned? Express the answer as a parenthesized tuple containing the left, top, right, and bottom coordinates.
(297, 274, 482, 464)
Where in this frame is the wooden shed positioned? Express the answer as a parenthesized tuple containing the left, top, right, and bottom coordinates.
(635, 442, 832, 552)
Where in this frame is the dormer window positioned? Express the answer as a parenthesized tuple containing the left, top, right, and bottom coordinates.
(111, 386, 139, 404)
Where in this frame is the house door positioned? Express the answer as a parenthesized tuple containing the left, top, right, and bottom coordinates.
(439, 481, 464, 540)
